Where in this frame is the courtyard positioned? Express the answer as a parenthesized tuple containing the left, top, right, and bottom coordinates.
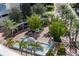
(0, 3, 79, 56)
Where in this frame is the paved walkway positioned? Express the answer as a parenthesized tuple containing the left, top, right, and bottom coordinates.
(14, 27, 49, 43)
(14, 31, 28, 41)
(0, 32, 5, 44)
(36, 27, 49, 43)
(0, 33, 4, 40)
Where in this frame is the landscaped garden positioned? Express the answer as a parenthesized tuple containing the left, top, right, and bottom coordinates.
(1, 3, 79, 56)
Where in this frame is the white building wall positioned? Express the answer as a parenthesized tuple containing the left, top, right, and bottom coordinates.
(9, 3, 20, 10)
(6, 3, 20, 10)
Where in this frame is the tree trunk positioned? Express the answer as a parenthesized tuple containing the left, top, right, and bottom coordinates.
(34, 49, 36, 55)
(75, 48, 77, 54)
(68, 19, 72, 44)
(26, 47, 28, 56)
(74, 30, 78, 46)
(26, 50, 27, 56)
(31, 49, 33, 55)
(21, 48, 23, 55)
(64, 19, 67, 25)
(19, 46, 22, 55)
(69, 20, 72, 31)
(68, 31, 72, 46)
(19, 46, 21, 51)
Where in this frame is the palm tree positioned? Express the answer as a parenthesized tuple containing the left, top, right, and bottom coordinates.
(16, 40, 25, 55)
(60, 5, 74, 27)
(16, 40, 29, 55)
(60, 5, 66, 19)
(67, 14, 76, 46)
(26, 14, 42, 38)
(23, 41, 30, 56)
(3, 20, 16, 36)
(49, 19, 68, 42)
(6, 37, 15, 48)
(68, 14, 76, 31)
(27, 14, 42, 32)
(60, 5, 70, 24)
(60, 5, 76, 49)
(30, 42, 42, 55)
(74, 20, 79, 45)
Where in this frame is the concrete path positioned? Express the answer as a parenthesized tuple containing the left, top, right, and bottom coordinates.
(36, 27, 49, 43)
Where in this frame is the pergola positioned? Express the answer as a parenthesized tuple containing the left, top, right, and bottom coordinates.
(9, 22, 27, 36)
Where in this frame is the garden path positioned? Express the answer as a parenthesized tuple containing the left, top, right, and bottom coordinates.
(36, 27, 49, 43)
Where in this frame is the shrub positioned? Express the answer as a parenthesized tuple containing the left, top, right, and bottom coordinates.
(32, 4, 47, 15)
(44, 3, 54, 7)
(6, 37, 15, 48)
(46, 48, 54, 56)
(43, 13, 54, 17)
(46, 5, 54, 11)
(9, 8, 21, 23)
(46, 3, 54, 6)
(20, 3, 32, 19)
(57, 44, 66, 55)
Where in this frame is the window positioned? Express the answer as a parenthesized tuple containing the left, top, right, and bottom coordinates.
(0, 3, 6, 12)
